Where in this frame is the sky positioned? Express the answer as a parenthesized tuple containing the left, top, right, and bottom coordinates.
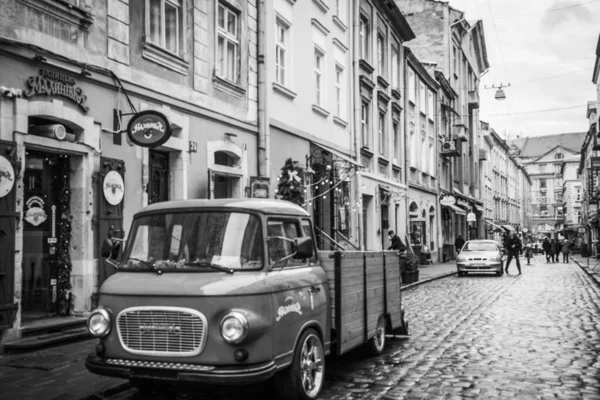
(448, 0, 599, 139)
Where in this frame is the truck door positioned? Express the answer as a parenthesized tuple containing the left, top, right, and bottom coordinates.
(267, 218, 328, 362)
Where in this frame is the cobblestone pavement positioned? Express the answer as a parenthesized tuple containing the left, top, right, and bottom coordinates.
(105, 256, 600, 400)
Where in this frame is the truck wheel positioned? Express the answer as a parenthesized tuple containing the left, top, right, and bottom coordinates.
(366, 315, 387, 356)
(275, 328, 324, 400)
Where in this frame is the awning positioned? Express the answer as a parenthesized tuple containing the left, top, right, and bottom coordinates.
(312, 142, 362, 167)
(453, 187, 464, 196)
(475, 204, 484, 213)
(486, 221, 505, 232)
(501, 224, 516, 232)
(444, 204, 466, 216)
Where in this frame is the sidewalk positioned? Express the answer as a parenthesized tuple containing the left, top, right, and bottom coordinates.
(401, 261, 457, 290)
(568, 253, 600, 286)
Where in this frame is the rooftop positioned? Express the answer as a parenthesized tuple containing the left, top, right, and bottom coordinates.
(507, 132, 586, 159)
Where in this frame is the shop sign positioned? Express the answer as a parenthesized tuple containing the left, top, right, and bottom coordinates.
(103, 171, 125, 206)
(250, 177, 270, 199)
(25, 196, 47, 226)
(0, 155, 15, 198)
(467, 212, 476, 222)
(456, 199, 470, 208)
(24, 69, 89, 112)
(126, 110, 172, 148)
(578, 227, 587, 233)
(440, 195, 456, 206)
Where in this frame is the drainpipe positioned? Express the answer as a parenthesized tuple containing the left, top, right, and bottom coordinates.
(403, 49, 410, 251)
(352, 0, 364, 250)
(257, 0, 269, 180)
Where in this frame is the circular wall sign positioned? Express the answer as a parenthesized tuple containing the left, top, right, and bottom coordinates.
(0, 155, 15, 198)
(126, 110, 172, 148)
(103, 171, 125, 206)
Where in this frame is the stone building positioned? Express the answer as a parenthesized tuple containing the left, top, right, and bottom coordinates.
(579, 102, 599, 250)
(0, 0, 259, 344)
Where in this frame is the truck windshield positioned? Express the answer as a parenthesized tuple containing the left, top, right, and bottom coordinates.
(121, 211, 263, 271)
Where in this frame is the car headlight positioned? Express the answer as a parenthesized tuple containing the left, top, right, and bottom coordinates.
(456, 256, 466, 262)
(87, 308, 112, 337)
(490, 255, 502, 261)
(220, 311, 248, 344)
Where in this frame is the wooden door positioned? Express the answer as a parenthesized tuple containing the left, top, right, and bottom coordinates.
(96, 157, 125, 287)
(0, 141, 17, 329)
(148, 150, 169, 204)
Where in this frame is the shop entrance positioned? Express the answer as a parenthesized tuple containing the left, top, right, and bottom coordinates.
(21, 150, 70, 321)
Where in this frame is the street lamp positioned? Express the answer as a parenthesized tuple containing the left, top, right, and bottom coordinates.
(485, 83, 511, 101)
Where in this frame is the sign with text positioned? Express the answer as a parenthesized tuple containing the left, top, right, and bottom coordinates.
(0, 155, 15, 198)
(126, 110, 172, 148)
(24, 69, 89, 112)
(440, 195, 456, 206)
(103, 171, 125, 206)
(467, 212, 476, 222)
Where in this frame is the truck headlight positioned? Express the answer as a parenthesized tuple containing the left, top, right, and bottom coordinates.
(87, 309, 112, 337)
(220, 311, 248, 344)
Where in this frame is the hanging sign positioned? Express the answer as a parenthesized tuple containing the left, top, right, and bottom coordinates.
(0, 155, 15, 198)
(48, 205, 58, 244)
(24, 68, 89, 112)
(440, 195, 456, 206)
(467, 212, 476, 222)
(103, 171, 125, 206)
(24, 196, 47, 226)
(126, 110, 172, 148)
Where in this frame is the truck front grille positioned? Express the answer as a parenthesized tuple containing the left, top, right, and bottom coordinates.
(116, 306, 207, 357)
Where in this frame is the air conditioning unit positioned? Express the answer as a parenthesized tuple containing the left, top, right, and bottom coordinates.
(442, 141, 455, 151)
(440, 139, 460, 157)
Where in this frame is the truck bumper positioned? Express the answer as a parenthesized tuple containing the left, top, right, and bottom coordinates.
(85, 354, 277, 385)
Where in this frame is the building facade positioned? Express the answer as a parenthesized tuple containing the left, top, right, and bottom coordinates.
(560, 156, 583, 244)
(398, 0, 489, 247)
(579, 102, 599, 251)
(0, 0, 259, 342)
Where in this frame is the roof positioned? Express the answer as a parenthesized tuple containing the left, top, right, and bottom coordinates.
(507, 132, 586, 158)
(137, 199, 310, 217)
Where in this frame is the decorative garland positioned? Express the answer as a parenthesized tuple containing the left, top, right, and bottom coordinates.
(49, 154, 72, 316)
(275, 158, 305, 206)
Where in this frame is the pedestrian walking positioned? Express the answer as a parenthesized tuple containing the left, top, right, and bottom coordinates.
(388, 230, 407, 252)
(455, 234, 465, 254)
(503, 231, 522, 275)
(542, 237, 551, 262)
(524, 242, 534, 265)
(561, 239, 573, 263)
(551, 239, 561, 263)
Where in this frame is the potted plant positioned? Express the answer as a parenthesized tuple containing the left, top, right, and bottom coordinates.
(399, 253, 420, 284)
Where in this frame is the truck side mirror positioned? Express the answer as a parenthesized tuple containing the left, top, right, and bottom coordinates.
(101, 238, 120, 259)
(294, 237, 314, 259)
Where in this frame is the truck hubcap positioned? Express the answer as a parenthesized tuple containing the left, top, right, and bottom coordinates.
(300, 334, 323, 397)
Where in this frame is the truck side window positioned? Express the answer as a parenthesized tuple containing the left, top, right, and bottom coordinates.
(267, 219, 305, 267)
(301, 219, 318, 262)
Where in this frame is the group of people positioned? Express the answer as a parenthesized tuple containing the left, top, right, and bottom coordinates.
(541, 237, 573, 263)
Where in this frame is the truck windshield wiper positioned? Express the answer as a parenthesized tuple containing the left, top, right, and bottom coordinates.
(185, 261, 234, 274)
(126, 257, 158, 273)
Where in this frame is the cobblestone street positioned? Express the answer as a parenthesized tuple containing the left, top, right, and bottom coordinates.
(105, 256, 600, 400)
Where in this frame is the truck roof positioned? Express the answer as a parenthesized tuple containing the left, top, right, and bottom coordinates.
(137, 198, 310, 217)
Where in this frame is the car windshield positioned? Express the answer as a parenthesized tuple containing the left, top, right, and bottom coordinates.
(462, 242, 498, 252)
(120, 211, 263, 271)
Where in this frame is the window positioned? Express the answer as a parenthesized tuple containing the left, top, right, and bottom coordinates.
(359, 16, 369, 60)
(576, 188, 581, 201)
(393, 122, 399, 163)
(314, 49, 324, 106)
(453, 46, 458, 76)
(419, 82, 426, 111)
(377, 33, 384, 75)
(429, 142, 434, 175)
(361, 102, 369, 147)
(391, 45, 399, 89)
(378, 112, 386, 156)
(335, 65, 344, 117)
(275, 20, 289, 86)
(335, 0, 344, 22)
(267, 219, 307, 267)
(148, 0, 182, 54)
(540, 179, 547, 189)
(217, 3, 240, 82)
(427, 90, 434, 119)
(408, 69, 415, 103)
(555, 153, 564, 160)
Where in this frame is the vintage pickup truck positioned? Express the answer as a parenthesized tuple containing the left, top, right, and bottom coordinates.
(85, 199, 408, 400)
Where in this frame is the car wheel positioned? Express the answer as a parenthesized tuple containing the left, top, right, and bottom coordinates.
(275, 328, 325, 400)
(366, 315, 387, 356)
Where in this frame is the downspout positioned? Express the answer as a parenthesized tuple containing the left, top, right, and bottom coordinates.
(352, 0, 364, 250)
(257, 0, 269, 180)
(404, 49, 410, 250)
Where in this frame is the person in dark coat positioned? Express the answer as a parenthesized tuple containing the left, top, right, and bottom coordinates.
(542, 237, 551, 263)
(561, 240, 573, 263)
(551, 239, 561, 263)
(455, 234, 465, 254)
(388, 230, 407, 252)
(503, 231, 522, 275)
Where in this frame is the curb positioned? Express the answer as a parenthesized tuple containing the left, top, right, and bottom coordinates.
(570, 257, 600, 286)
(401, 270, 457, 290)
(81, 382, 132, 400)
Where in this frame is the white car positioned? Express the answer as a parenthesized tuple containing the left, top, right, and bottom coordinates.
(456, 240, 504, 276)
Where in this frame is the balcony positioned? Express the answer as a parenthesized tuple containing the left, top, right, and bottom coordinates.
(468, 90, 479, 109)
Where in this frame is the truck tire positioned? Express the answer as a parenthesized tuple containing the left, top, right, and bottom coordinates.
(275, 328, 325, 400)
(366, 315, 387, 356)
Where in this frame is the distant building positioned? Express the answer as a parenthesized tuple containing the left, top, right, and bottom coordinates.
(509, 132, 586, 240)
(578, 102, 598, 250)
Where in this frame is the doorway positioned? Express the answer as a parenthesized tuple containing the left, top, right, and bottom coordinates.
(148, 150, 169, 204)
(21, 150, 70, 321)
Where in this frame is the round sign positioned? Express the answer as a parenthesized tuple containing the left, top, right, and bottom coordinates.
(0, 155, 15, 198)
(126, 110, 172, 148)
(467, 212, 476, 222)
(440, 195, 456, 206)
(103, 171, 125, 206)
